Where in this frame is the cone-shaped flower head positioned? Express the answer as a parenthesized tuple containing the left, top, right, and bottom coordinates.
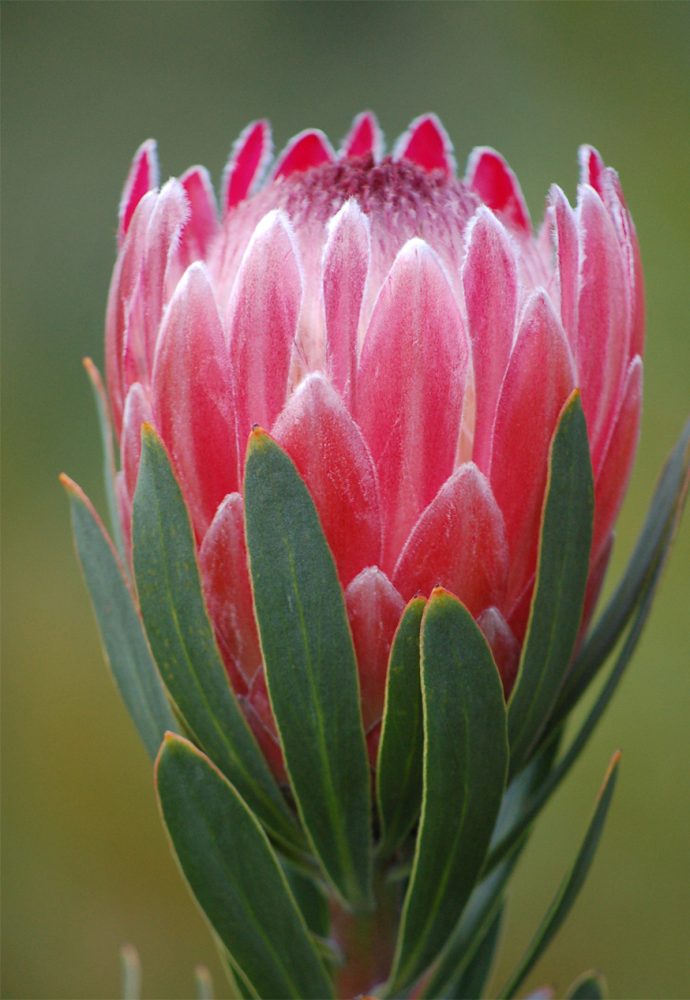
(107, 113, 643, 773)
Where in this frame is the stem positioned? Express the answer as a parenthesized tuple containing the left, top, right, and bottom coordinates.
(330, 872, 400, 999)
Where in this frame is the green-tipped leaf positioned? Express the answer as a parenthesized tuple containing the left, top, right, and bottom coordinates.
(387, 590, 508, 994)
(444, 905, 504, 1000)
(484, 553, 665, 877)
(63, 476, 179, 758)
(508, 391, 593, 772)
(498, 752, 621, 999)
(244, 430, 372, 909)
(84, 357, 126, 558)
(423, 739, 560, 999)
(555, 417, 690, 725)
(567, 971, 607, 999)
(132, 426, 300, 850)
(281, 861, 330, 940)
(156, 736, 332, 1000)
(376, 598, 425, 860)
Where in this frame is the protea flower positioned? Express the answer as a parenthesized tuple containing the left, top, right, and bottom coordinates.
(105, 112, 643, 777)
(66, 110, 690, 1000)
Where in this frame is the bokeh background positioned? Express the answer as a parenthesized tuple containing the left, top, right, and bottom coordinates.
(2, 3, 689, 998)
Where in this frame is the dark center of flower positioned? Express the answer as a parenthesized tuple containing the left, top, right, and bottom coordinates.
(272, 155, 480, 232)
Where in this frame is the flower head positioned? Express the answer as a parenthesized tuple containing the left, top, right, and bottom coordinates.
(106, 113, 643, 772)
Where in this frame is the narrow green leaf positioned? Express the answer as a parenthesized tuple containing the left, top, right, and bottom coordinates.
(444, 904, 504, 1000)
(498, 752, 621, 1000)
(120, 944, 141, 1000)
(555, 417, 690, 725)
(422, 739, 560, 999)
(156, 735, 333, 1000)
(281, 861, 331, 940)
(508, 391, 594, 772)
(132, 426, 300, 851)
(63, 476, 179, 758)
(566, 971, 607, 999)
(376, 598, 425, 860)
(194, 965, 215, 1000)
(84, 357, 126, 559)
(244, 430, 372, 910)
(484, 552, 665, 878)
(386, 590, 508, 995)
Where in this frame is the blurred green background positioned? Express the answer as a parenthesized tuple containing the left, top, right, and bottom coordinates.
(2, 3, 689, 998)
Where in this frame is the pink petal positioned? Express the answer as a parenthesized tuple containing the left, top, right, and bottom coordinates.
(152, 262, 237, 539)
(106, 191, 157, 434)
(575, 185, 629, 465)
(394, 113, 455, 176)
(273, 374, 382, 587)
(579, 148, 645, 361)
(120, 382, 152, 499)
(273, 129, 334, 180)
(118, 139, 159, 246)
(549, 185, 579, 345)
(490, 290, 576, 601)
(345, 568, 404, 731)
(477, 606, 520, 698)
(228, 211, 302, 466)
(222, 120, 272, 213)
(466, 147, 531, 234)
(179, 166, 219, 265)
(199, 493, 260, 691)
(322, 199, 370, 408)
(462, 207, 519, 474)
(579, 144, 606, 195)
(122, 179, 189, 393)
(593, 357, 643, 556)
(341, 111, 383, 160)
(356, 239, 469, 573)
(393, 463, 508, 618)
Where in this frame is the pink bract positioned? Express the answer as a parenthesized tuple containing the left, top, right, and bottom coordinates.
(107, 112, 643, 778)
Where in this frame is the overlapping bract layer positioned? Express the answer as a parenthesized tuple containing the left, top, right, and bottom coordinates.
(106, 113, 643, 772)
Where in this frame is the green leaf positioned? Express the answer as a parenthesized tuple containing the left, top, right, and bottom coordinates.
(120, 944, 141, 1000)
(244, 430, 372, 910)
(445, 904, 504, 1000)
(132, 426, 301, 851)
(554, 417, 690, 725)
(194, 965, 215, 1000)
(422, 739, 560, 999)
(281, 861, 330, 940)
(376, 597, 425, 860)
(484, 551, 666, 878)
(84, 357, 126, 559)
(566, 970, 607, 999)
(508, 391, 594, 773)
(497, 752, 621, 1000)
(386, 590, 508, 995)
(156, 735, 333, 1000)
(63, 476, 179, 758)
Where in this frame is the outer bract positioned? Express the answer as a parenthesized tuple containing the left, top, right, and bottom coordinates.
(107, 113, 643, 776)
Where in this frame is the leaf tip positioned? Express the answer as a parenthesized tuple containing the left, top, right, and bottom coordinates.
(247, 425, 270, 451)
(599, 749, 622, 795)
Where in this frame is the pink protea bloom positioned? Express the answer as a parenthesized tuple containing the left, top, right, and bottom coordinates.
(106, 112, 643, 777)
